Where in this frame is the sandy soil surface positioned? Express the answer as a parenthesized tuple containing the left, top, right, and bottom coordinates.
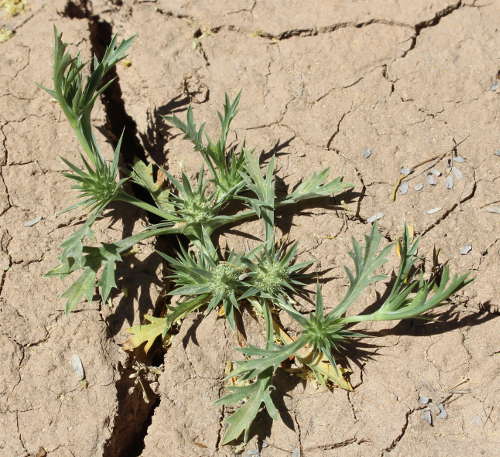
(0, 1, 498, 456)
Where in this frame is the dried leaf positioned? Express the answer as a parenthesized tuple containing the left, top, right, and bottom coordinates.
(0, 28, 13, 42)
(367, 212, 384, 223)
(124, 315, 167, 353)
(23, 216, 43, 227)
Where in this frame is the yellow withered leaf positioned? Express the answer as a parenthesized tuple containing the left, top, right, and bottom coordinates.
(123, 315, 166, 353)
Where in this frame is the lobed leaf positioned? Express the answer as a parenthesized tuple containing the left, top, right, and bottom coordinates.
(216, 367, 277, 444)
(124, 315, 168, 353)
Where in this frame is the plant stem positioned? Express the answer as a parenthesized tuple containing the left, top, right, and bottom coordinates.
(115, 224, 184, 253)
(117, 192, 172, 220)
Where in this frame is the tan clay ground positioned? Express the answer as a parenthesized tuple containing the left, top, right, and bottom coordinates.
(0, 1, 499, 456)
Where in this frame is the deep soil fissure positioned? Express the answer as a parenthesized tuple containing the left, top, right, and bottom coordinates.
(62, 2, 168, 455)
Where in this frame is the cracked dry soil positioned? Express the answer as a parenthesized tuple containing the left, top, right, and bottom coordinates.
(0, 1, 499, 456)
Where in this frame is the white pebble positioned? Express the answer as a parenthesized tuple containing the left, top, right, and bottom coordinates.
(485, 206, 500, 214)
(451, 167, 463, 179)
(399, 182, 409, 194)
(414, 183, 424, 191)
(427, 174, 437, 185)
(459, 245, 472, 255)
(70, 354, 85, 380)
(400, 167, 412, 176)
(23, 216, 43, 227)
(431, 169, 441, 176)
(362, 148, 373, 159)
(421, 409, 433, 426)
(426, 207, 441, 215)
(419, 395, 431, 405)
(437, 403, 448, 419)
(446, 175, 454, 189)
(453, 156, 465, 163)
(367, 212, 384, 223)
(291, 449, 301, 457)
(495, 150, 500, 157)
(490, 81, 499, 91)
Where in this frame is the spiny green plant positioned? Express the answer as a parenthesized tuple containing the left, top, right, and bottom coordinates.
(43, 27, 349, 313)
(45, 29, 472, 446)
(217, 225, 471, 443)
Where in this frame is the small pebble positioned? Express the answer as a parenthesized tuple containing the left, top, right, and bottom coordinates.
(446, 175, 454, 189)
(490, 81, 499, 91)
(437, 403, 448, 419)
(291, 449, 301, 457)
(367, 212, 384, 223)
(453, 156, 465, 163)
(485, 206, 500, 214)
(426, 207, 441, 215)
(431, 169, 441, 176)
(460, 245, 472, 255)
(427, 174, 437, 185)
(421, 409, 433, 426)
(414, 183, 424, 191)
(70, 355, 85, 380)
(23, 216, 43, 227)
(362, 148, 373, 159)
(419, 395, 431, 405)
(262, 441, 269, 448)
(399, 181, 409, 194)
(451, 167, 463, 179)
(400, 167, 412, 176)
(494, 150, 500, 157)
(247, 450, 260, 456)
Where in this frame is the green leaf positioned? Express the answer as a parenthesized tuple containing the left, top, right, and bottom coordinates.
(94, 244, 122, 303)
(216, 368, 276, 444)
(230, 337, 307, 380)
(131, 159, 172, 210)
(341, 226, 473, 324)
(240, 151, 276, 246)
(284, 169, 353, 203)
(61, 268, 96, 313)
(330, 223, 392, 318)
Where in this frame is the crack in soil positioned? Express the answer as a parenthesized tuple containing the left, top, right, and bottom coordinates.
(420, 168, 477, 237)
(152, 1, 477, 50)
(399, 0, 478, 60)
(214, 383, 226, 450)
(59, 1, 168, 455)
(380, 408, 415, 455)
(326, 109, 352, 150)
(303, 436, 360, 452)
